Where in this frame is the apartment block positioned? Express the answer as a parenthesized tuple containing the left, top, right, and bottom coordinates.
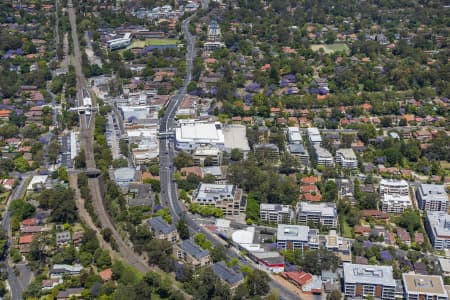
(193, 184, 245, 216)
(426, 211, 450, 250)
(416, 184, 449, 212)
(312, 144, 334, 166)
(379, 179, 409, 196)
(402, 274, 448, 300)
(297, 202, 337, 228)
(276, 224, 311, 251)
(343, 263, 396, 300)
(336, 148, 358, 169)
(381, 194, 412, 214)
(260, 204, 294, 224)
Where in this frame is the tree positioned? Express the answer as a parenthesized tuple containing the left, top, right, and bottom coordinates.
(146, 239, 173, 272)
(246, 269, 270, 296)
(211, 245, 227, 263)
(13, 156, 29, 172)
(176, 218, 190, 240)
(174, 151, 194, 169)
(328, 290, 342, 300)
(94, 249, 112, 269)
(230, 149, 243, 161)
(74, 149, 87, 169)
(194, 233, 213, 250)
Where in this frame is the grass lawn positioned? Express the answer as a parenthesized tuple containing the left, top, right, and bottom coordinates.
(341, 219, 353, 238)
(310, 43, 350, 54)
(130, 38, 180, 48)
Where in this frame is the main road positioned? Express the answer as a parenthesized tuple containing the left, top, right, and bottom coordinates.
(1, 174, 33, 300)
(158, 13, 300, 300)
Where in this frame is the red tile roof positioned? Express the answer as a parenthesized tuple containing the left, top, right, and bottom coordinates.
(99, 268, 113, 281)
(282, 271, 313, 286)
(19, 234, 33, 244)
(22, 218, 38, 226)
(301, 176, 319, 185)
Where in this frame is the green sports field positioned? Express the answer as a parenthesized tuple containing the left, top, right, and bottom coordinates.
(310, 43, 350, 54)
(130, 38, 180, 48)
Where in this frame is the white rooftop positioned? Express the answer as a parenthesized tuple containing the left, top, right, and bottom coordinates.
(176, 120, 224, 144)
(419, 184, 448, 202)
(195, 183, 235, 202)
(343, 263, 396, 287)
(27, 175, 49, 190)
(336, 148, 357, 159)
(260, 203, 292, 214)
(223, 125, 250, 152)
(427, 211, 450, 238)
(379, 178, 409, 187)
(297, 202, 337, 217)
(307, 127, 320, 136)
(277, 224, 309, 242)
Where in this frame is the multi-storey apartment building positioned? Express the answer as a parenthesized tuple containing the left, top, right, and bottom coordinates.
(343, 263, 396, 300)
(336, 148, 358, 169)
(260, 204, 294, 224)
(297, 202, 337, 228)
(193, 184, 245, 216)
(416, 184, 449, 212)
(425, 211, 450, 250)
(402, 274, 448, 300)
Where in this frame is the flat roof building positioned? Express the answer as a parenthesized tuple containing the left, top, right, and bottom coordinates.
(113, 167, 137, 188)
(222, 125, 250, 154)
(312, 144, 334, 167)
(343, 263, 396, 300)
(193, 184, 244, 216)
(27, 175, 49, 191)
(336, 148, 358, 169)
(276, 224, 311, 251)
(381, 194, 412, 214)
(288, 127, 302, 144)
(425, 211, 450, 250)
(402, 274, 448, 300)
(192, 145, 222, 166)
(260, 204, 294, 224)
(297, 202, 337, 229)
(379, 179, 409, 196)
(417, 184, 449, 212)
(307, 127, 322, 144)
(288, 143, 309, 165)
(175, 120, 225, 151)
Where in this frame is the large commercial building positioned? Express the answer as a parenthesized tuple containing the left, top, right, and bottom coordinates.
(175, 120, 225, 151)
(343, 263, 396, 300)
(297, 202, 337, 228)
(425, 211, 450, 250)
(402, 274, 448, 300)
(416, 184, 449, 212)
(379, 179, 409, 196)
(276, 224, 311, 251)
(193, 184, 244, 216)
(336, 148, 358, 169)
(381, 194, 412, 214)
(260, 204, 294, 224)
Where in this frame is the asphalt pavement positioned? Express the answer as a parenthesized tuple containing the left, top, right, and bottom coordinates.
(157, 12, 301, 300)
(2, 174, 33, 300)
